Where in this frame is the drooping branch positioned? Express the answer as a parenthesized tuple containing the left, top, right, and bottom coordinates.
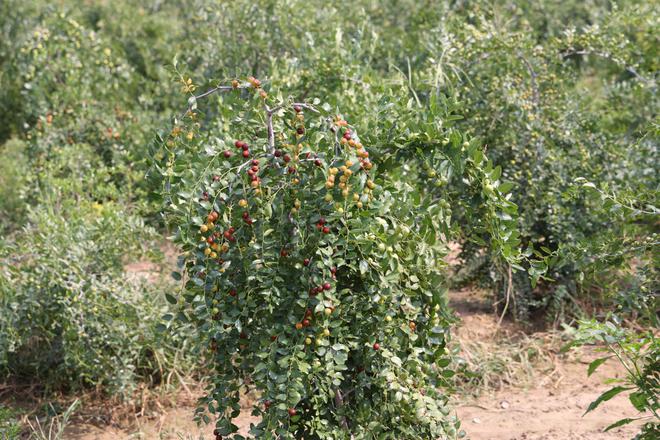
(176, 80, 326, 156)
(560, 49, 654, 86)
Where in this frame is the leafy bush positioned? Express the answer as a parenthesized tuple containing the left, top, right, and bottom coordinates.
(0, 2, 655, 429)
(412, 1, 659, 321)
(0, 405, 21, 440)
(0, 139, 28, 234)
(157, 79, 466, 438)
(0, 202, 195, 396)
(0, 4, 187, 218)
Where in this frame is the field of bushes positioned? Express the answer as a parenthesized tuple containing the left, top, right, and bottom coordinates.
(0, 0, 657, 439)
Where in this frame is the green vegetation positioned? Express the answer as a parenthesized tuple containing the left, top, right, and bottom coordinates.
(568, 320, 659, 439)
(157, 85, 465, 437)
(0, 0, 656, 438)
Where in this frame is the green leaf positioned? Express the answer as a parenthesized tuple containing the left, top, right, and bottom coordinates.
(560, 340, 579, 353)
(436, 358, 451, 368)
(491, 165, 502, 181)
(176, 311, 189, 323)
(587, 357, 610, 376)
(498, 181, 514, 193)
(472, 149, 484, 165)
(628, 392, 647, 412)
(584, 386, 632, 415)
(604, 418, 636, 431)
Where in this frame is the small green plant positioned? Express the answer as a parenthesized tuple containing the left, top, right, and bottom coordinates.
(568, 319, 659, 438)
(0, 405, 21, 440)
(0, 139, 28, 234)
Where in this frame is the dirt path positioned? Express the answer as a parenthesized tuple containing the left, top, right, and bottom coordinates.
(450, 287, 642, 440)
(53, 287, 644, 439)
(454, 339, 640, 440)
(456, 376, 639, 440)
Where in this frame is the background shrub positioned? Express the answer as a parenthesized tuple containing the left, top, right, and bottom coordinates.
(0, 202, 196, 396)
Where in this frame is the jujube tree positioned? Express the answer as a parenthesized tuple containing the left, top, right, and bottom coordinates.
(156, 77, 460, 439)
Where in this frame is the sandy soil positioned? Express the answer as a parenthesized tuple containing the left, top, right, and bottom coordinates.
(456, 370, 639, 440)
(450, 287, 642, 440)
(29, 284, 645, 440)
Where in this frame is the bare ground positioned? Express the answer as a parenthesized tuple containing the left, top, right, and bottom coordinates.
(450, 288, 642, 440)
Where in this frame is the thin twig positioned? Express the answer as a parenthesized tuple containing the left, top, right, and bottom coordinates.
(517, 53, 540, 108)
(292, 102, 320, 113)
(195, 84, 239, 100)
(496, 265, 513, 331)
(178, 83, 251, 120)
(264, 104, 276, 153)
(173, 369, 194, 399)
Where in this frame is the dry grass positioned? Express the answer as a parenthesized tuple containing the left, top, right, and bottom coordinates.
(448, 287, 571, 396)
(1, 371, 209, 439)
(452, 331, 566, 395)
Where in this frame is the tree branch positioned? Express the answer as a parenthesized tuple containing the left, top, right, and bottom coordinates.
(517, 53, 540, 109)
(176, 81, 329, 160)
(179, 83, 251, 120)
(560, 49, 653, 85)
(334, 388, 351, 432)
(495, 264, 513, 331)
(292, 102, 320, 113)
